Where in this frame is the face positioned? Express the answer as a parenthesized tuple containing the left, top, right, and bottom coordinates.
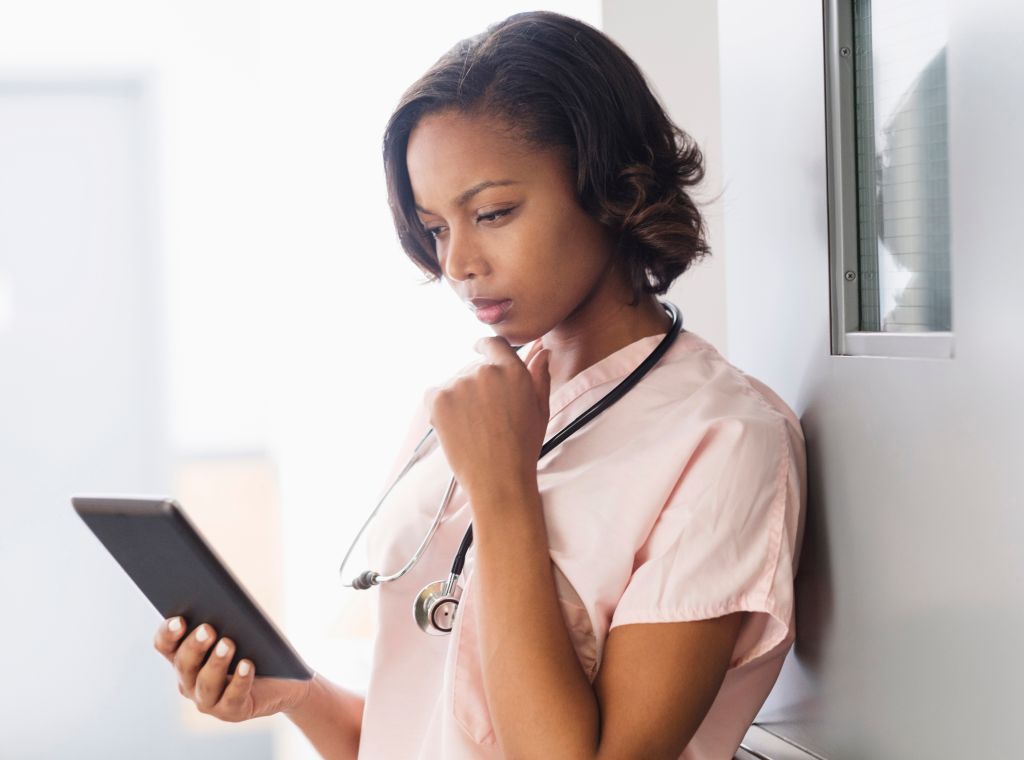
(406, 109, 630, 347)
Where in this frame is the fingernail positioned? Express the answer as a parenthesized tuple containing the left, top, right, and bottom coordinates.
(195, 625, 210, 643)
(238, 661, 251, 676)
(215, 640, 229, 657)
(167, 617, 183, 633)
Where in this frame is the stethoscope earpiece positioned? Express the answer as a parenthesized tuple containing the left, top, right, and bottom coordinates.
(413, 573, 462, 635)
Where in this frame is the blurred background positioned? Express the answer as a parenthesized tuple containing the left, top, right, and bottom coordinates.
(9, 0, 1020, 759)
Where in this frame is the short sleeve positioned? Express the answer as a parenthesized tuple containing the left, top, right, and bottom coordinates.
(609, 413, 803, 669)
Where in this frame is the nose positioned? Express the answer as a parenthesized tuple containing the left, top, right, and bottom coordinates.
(440, 228, 488, 282)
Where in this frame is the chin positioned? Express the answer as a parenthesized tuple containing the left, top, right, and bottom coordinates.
(489, 324, 539, 350)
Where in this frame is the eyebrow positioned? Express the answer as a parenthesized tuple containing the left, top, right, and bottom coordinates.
(414, 179, 520, 215)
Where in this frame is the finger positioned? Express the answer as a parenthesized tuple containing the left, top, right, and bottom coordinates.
(423, 386, 439, 413)
(528, 349, 552, 417)
(522, 338, 546, 367)
(194, 637, 234, 711)
(172, 623, 216, 695)
(473, 336, 515, 364)
(215, 659, 255, 721)
(154, 616, 187, 663)
(453, 359, 485, 380)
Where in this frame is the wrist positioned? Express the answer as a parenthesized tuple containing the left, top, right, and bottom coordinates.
(283, 671, 326, 719)
(283, 672, 364, 759)
(470, 468, 537, 500)
(468, 475, 543, 529)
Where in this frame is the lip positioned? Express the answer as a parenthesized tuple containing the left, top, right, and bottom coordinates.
(468, 297, 509, 307)
(469, 298, 513, 325)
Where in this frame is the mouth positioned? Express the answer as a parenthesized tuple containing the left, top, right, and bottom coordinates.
(468, 298, 513, 325)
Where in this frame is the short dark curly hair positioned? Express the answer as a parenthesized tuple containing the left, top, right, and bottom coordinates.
(382, 10, 712, 305)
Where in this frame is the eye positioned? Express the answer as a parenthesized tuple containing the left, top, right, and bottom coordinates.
(423, 225, 447, 241)
(475, 207, 515, 224)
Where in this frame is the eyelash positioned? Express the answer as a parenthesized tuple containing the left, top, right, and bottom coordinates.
(424, 207, 515, 240)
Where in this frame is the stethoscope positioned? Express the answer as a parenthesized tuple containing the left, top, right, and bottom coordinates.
(338, 300, 683, 636)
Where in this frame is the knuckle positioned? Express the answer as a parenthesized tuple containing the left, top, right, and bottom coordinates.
(194, 682, 215, 709)
(174, 665, 199, 690)
(172, 647, 190, 672)
(215, 703, 243, 723)
(183, 630, 213, 659)
(194, 671, 225, 709)
(424, 389, 443, 412)
(221, 690, 243, 712)
(154, 629, 173, 652)
(155, 638, 176, 659)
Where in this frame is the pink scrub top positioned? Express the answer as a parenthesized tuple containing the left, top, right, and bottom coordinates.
(358, 325, 807, 760)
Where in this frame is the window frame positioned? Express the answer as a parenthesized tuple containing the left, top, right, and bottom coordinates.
(822, 0, 955, 359)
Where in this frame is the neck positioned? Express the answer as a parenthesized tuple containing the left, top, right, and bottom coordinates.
(539, 293, 671, 396)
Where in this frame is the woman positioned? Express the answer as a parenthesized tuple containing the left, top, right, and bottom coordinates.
(154, 11, 806, 759)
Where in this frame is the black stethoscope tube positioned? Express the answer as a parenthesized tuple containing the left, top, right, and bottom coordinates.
(448, 300, 682, 578)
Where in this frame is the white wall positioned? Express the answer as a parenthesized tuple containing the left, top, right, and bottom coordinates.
(717, 1, 1024, 758)
(602, 0, 728, 355)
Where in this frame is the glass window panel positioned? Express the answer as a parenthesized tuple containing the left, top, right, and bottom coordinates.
(852, 0, 951, 332)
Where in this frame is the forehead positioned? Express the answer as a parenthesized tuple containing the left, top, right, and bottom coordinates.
(406, 111, 557, 210)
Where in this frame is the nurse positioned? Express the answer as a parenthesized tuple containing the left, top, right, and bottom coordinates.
(153, 10, 806, 760)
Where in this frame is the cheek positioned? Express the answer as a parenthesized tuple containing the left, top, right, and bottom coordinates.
(503, 223, 574, 285)
(520, 205, 601, 275)
(549, 215, 610, 281)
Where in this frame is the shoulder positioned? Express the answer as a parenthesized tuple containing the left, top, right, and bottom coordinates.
(629, 331, 806, 559)
(640, 329, 803, 450)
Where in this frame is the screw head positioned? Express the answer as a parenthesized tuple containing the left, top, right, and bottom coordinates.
(844, 270, 857, 281)
(840, 46, 851, 57)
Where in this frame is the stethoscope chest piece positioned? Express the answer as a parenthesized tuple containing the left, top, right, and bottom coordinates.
(413, 572, 462, 635)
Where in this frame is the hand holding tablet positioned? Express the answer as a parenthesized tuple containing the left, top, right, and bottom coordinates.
(151, 613, 314, 721)
(72, 495, 312, 681)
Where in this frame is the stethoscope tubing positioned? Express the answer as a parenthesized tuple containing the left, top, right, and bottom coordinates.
(337, 426, 449, 589)
(339, 300, 682, 591)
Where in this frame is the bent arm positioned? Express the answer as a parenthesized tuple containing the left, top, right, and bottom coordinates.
(472, 477, 744, 759)
(285, 674, 365, 760)
(473, 481, 601, 757)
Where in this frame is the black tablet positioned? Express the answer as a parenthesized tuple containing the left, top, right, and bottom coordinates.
(72, 495, 313, 680)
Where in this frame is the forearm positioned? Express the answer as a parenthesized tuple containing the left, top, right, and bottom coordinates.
(471, 479, 600, 759)
(284, 673, 364, 760)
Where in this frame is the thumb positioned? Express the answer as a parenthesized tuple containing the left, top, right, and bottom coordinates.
(528, 349, 551, 418)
